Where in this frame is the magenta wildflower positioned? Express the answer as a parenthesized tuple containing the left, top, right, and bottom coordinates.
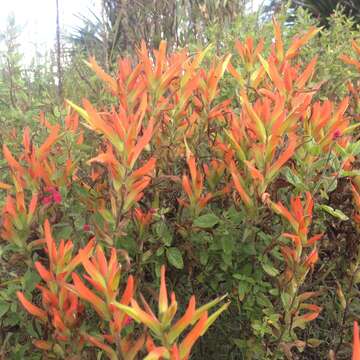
(52, 191, 62, 204)
(332, 129, 341, 140)
(123, 316, 133, 326)
(42, 187, 62, 205)
(42, 195, 53, 205)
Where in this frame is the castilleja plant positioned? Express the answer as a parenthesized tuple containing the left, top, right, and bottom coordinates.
(1, 115, 78, 247)
(178, 146, 213, 218)
(113, 265, 229, 360)
(67, 94, 156, 244)
(268, 192, 322, 287)
(318, 93, 360, 357)
(330, 180, 360, 357)
(3, 114, 75, 192)
(337, 40, 360, 173)
(66, 245, 145, 360)
(303, 98, 351, 153)
(296, 97, 360, 189)
(67, 41, 233, 244)
(133, 206, 155, 239)
(225, 19, 321, 208)
(19, 239, 229, 360)
(1, 176, 38, 256)
(353, 321, 360, 360)
(343, 39, 360, 96)
(83, 41, 231, 171)
(340, 40, 360, 73)
(177, 139, 232, 219)
(203, 158, 232, 201)
(227, 36, 265, 90)
(133, 40, 231, 161)
(341, 43, 360, 190)
(1, 117, 80, 256)
(6, 18, 360, 359)
(324, 44, 360, 349)
(265, 192, 323, 350)
(17, 220, 94, 357)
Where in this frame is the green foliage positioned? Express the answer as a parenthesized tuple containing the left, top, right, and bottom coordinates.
(293, 0, 360, 26)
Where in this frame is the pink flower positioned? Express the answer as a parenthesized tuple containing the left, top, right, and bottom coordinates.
(42, 195, 53, 205)
(332, 129, 341, 140)
(83, 224, 91, 232)
(42, 187, 62, 205)
(123, 316, 133, 326)
(52, 190, 62, 204)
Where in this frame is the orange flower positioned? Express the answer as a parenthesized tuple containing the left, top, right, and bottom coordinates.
(17, 292, 47, 322)
(179, 152, 213, 215)
(112, 265, 229, 359)
(353, 321, 360, 360)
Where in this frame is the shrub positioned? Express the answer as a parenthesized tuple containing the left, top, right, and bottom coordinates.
(1, 15, 360, 359)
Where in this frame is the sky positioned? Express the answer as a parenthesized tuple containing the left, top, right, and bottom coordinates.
(0, 0, 99, 62)
(0, 0, 264, 63)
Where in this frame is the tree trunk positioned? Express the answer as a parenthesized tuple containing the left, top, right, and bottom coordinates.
(55, 0, 63, 104)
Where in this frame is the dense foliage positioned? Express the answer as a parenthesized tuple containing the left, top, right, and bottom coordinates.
(2, 3, 360, 359)
(267, 0, 360, 27)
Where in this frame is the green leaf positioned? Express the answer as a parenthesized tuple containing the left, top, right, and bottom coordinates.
(0, 302, 10, 318)
(351, 141, 360, 156)
(222, 251, 232, 266)
(193, 213, 220, 228)
(142, 250, 153, 262)
(66, 100, 89, 122)
(221, 236, 234, 254)
(281, 292, 292, 311)
(156, 246, 165, 256)
(269, 288, 279, 296)
(166, 247, 184, 269)
(335, 143, 348, 157)
(155, 222, 172, 246)
(326, 178, 338, 193)
(56, 226, 73, 239)
(99, 209, 115, 224)
(261, 261, 280, 277)
(237, 282, 250, 301)
(23, 270, 40, 293)
(199, 250, 209, 265)
(283, 167, 306, 190)
(339, 170, 360, 177)
(307, 338, 322, 348)
(308, 143, 321, 156)
(319, 205, 349, 221)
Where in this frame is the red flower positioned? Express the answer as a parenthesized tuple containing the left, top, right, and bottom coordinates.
(42, 195, 53, 205)
(332, 129, 341, 140)
(42, 187, 62, 205)
(52, 191, 62, 204)
(123, 315, 133, 326)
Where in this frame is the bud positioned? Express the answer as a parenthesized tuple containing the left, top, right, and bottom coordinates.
(336, 281, 346, 310)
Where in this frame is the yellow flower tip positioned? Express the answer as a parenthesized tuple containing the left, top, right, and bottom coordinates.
(159, 265, 168, 315)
